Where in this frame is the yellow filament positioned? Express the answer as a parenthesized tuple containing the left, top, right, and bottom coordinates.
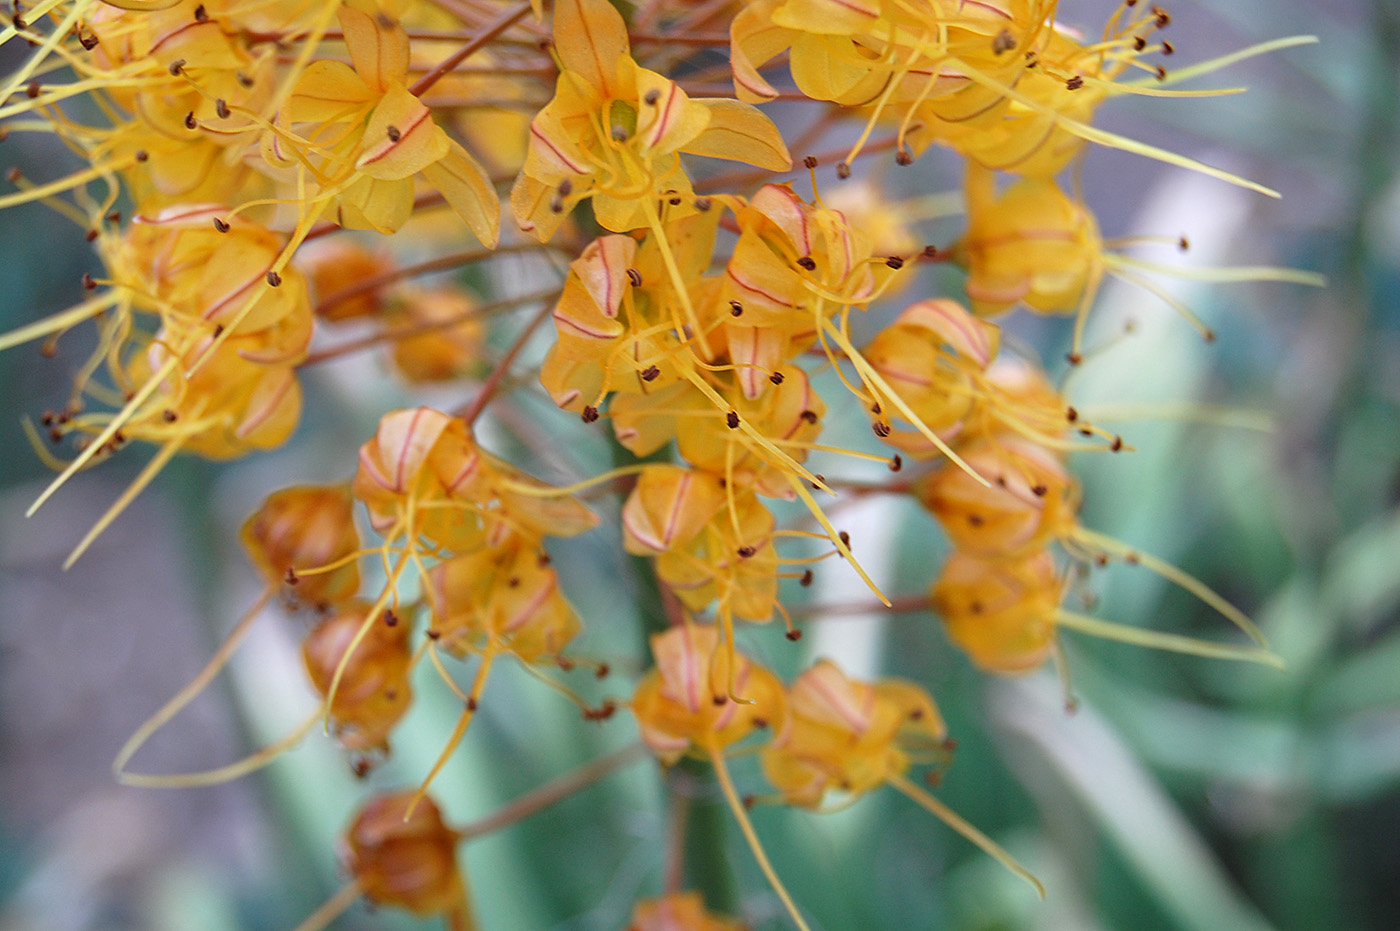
(889, 772, 1046, 898)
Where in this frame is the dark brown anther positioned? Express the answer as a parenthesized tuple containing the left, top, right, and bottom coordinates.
(626, 267, 642, 287)
(1078, 427, 1093, 437)
(12, 12, 23, 28)
(25, 80, 39, 98)
(1095, 554, 1109, 567)
(729, 300, 743, 316)
(595, 663, 609, 679)
(1178, 235, 1190, 251)
(85, 229, 99, 242)
(641, 365, 660, 382)
(889, 454, 903, 472)
(694, 197, 712, 212)
(752, 717, 768, 729)
(726, 410, 740, 429)
(922, 244, 940, 258)
(1162, 40, 1174, 55)
(835, 161, 851, 179)
(557, 177, 572, 196)
(426, 627, 442, 640)
(1203, 329, 1216, 343)
(644, 88, 661, 105)
(538, 552, 552, 566)
(168, 59, 185, 75)
(1031, 484, 1048, 497)
(581, 405, 600, 423)
(1066, 75, 1084, 90)
(216, 98, 230, 119)
(785, 630, 802, 641)
(1066, 351, 1083, 365)
(838, 530, 851, 549)
(1066, 406, 1079, 422)
(266, 270, 282, 287)
(1126, 552, 1140, 565)
(885, 255, 904, 269)
(796, 256, 816, 270)
(895, 149, 913, 166)
(1110, 435, 1124, 452)
(550, 194, 565, 213)
(1134, 35, 1147, 51)
(467, 697, 478, 711)
(800, 569, 814, 587)
(194, 3, 208, 21)
(742, 795, 757, 809)
(134, 149, 149, 162)
(872, 402, 882, 414)
(968, 514, 984, 527)
(385, 125, 401, 142)
(105, 211, 121, 224)
(5, 166, 19, 183)
(668, 196, 682, 206)
(992, 28, 1015, 54)
(284, 567, 299, 585)
(969, 600, 984, 614)
(40, 343, 55, 358)
(48, 427, 62, 442)
(803, 155, 818, 169)
(81, 272, 95, 290)
(79, 31, 98, 50)
(557, 656, 575, 671)
(1154, 7, 1170, 27)
(507, 576, 520, 588)
(800, 409, 818, 424)
(40, 411, 54, 426)
(352, 758, 372, 779)
(909, 708, 925, 720)
(612, 126, 629, 142)
(213, 217, 229, 232)
(236, 71, 254, 88)
(873, 422, 891, 438)
(737, 545, 756, 558)
(1155, 65, 1167, 80)
(184, 111, 197, 129)
(769, 371, 784, 385)
(163, 409, 178, 422)
(995, 474, 1007, 487)
(383, 609, 398, 627)
(712, 695, 727, 706)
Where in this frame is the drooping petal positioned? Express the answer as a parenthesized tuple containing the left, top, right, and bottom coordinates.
(422, 138, 501, 248)
(684, 99, 792, 171)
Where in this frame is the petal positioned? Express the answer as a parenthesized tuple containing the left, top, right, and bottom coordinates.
(683, 98, 792, 171)
(339, 1, 410, 93)
(357, 85, 449, 180)
(553, 0, 630, 97)
(422, 138, 501, 248)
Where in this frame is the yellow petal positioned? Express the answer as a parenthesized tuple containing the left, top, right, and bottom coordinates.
(771, 0, 880, 35)
(335, 174, 415, 233)
(285, 60, 373, 124)
(339, 1, 411, 93)
(730, 0, 791, 103)
(422, 139, 501, 248)
(553, 0, 630, 97)
(357, 85, 450, 180)
(684, 98, 792, 171)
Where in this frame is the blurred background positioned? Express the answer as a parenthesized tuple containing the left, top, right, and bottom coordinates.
(1, 1, 1398, 929)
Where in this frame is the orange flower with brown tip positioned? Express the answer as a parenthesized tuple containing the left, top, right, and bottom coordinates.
(303, 604, 414, 756)
(627, 891, 747, 931)
(931, 549, 1061, 674)
(632, 624, 785, 764)
(342, 791, 474, 929)
(762, 659, 946, 807)
(241, 484, 361, 607)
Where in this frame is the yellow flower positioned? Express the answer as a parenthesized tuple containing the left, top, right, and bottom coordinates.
(511, 0, 790, 240)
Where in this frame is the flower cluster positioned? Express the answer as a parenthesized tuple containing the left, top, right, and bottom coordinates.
(0, 0, 1317, 928)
